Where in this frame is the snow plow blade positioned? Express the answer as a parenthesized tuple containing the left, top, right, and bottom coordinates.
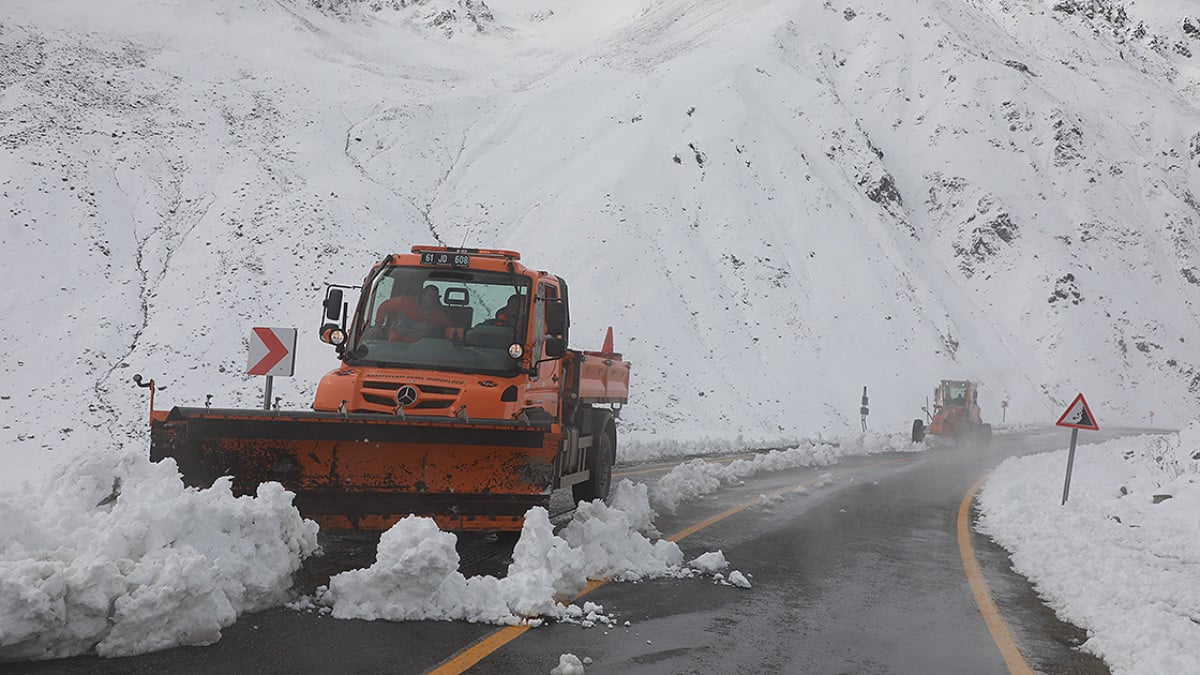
(150, 407, 561, 532)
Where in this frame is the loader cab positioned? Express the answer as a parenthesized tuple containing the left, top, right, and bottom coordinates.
(941, 381, 970, 409)
(920, 379, 988, 442)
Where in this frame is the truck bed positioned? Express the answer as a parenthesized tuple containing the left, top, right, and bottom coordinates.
(568, 349, 630, 405)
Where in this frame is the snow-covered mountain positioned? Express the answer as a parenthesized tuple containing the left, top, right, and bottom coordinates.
(2, 0, 1198, 487)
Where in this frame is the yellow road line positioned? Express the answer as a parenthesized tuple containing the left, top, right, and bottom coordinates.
(431, 625, 529, 673)
(957, 477, 1035, 675)
(429, 580, 605, 674)
(431, 456, 912, 674)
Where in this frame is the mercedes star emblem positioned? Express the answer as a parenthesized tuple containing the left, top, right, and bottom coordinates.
(395, 385, 419, 407)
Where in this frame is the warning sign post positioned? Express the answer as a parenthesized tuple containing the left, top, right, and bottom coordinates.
(247, 327, 297, 410)
(1056, 393, 1098, 505)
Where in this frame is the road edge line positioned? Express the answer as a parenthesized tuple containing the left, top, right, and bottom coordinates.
(958, 476, 1035, 675)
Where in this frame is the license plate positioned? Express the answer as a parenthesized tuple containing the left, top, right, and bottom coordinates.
(420, 251, 471, 268)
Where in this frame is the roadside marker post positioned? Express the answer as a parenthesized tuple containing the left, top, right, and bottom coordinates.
(1055, 393, 1099, 505)
(1001, 399, 1008, 423)
(860, 386, 869, 432)
(247, 327, 297, 410)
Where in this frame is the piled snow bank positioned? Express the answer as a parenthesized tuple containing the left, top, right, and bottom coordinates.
(620, 434, 810, 464)
(318, 480, 730, 624)
(0, 450, 319, 661)
(977, 423, 1200, 674)
(649, 431, 921, 512)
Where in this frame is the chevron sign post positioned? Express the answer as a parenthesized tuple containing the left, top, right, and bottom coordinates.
(1056, 393, 1098, 505)
(247, 327, 297, 410)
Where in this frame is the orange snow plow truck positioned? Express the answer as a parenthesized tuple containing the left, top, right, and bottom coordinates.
(146, 246, 630, 532)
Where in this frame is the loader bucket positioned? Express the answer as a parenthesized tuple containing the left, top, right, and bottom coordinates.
(150, 407, 561, 532)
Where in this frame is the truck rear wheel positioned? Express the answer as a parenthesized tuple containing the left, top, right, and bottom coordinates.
(573, 425, 615, 504)
(911, 419, 925, 443)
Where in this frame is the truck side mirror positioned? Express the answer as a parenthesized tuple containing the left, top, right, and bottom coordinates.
(545, 302, 566, 335)
(544, 337, 566, 358)
(324, 289, 343, 321)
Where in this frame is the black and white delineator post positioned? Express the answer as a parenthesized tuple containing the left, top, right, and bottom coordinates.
(860, 386, 869, 432)
(246, 327, 297, 411)
(1055, 393, 1099, 505)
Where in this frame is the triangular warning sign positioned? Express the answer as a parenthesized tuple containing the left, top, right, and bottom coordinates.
(1056, 393, 1099, 430)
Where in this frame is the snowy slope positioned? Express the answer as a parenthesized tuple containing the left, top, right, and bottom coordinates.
(1, 0, 1198, 487)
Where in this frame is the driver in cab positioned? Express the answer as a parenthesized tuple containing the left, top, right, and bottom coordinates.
(373, 284, 452, 340)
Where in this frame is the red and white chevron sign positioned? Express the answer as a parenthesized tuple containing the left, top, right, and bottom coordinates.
(247, 327, 297, 377)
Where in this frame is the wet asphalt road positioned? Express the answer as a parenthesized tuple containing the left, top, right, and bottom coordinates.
(5, 426, 1138, 674)
(466, 427, 1121, 674)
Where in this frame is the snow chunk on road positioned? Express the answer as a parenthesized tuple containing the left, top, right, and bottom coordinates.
(551, 653, 586, 675)
(727, 570, 752, 589)
(689, 550, 729, 574)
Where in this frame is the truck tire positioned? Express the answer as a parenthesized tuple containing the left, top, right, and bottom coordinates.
(912, 419, 925, 443)
(573, 422, 615, 504)
(979, 423, 993, 447)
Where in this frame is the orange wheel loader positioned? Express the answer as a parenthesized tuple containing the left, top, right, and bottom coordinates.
(144, 246, 630, 532)
(911, 379, 992, 445)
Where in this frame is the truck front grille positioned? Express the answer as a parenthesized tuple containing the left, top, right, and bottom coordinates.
(361, 381, 461, 410)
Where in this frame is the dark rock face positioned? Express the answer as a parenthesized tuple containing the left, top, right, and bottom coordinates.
(1048, 273, 1083, 305)
(307, 0, 496, 35)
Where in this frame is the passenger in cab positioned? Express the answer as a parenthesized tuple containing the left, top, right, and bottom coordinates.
(486, 294, 526, 328)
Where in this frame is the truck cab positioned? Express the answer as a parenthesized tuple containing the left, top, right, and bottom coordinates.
(315, 246, 577, 424)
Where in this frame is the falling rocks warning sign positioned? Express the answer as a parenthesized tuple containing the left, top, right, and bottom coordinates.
(1056, 393, 1099, 431)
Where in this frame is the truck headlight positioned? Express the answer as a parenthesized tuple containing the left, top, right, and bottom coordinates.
(321, 324, 347, 346)
(508, 343, 524, 359)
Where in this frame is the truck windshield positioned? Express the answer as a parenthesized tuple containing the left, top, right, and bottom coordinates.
(347, 266, 531, 375)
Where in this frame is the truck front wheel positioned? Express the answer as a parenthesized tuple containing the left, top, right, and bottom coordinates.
(979, 423, 993, 447)
(573, 424, 615, 504)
